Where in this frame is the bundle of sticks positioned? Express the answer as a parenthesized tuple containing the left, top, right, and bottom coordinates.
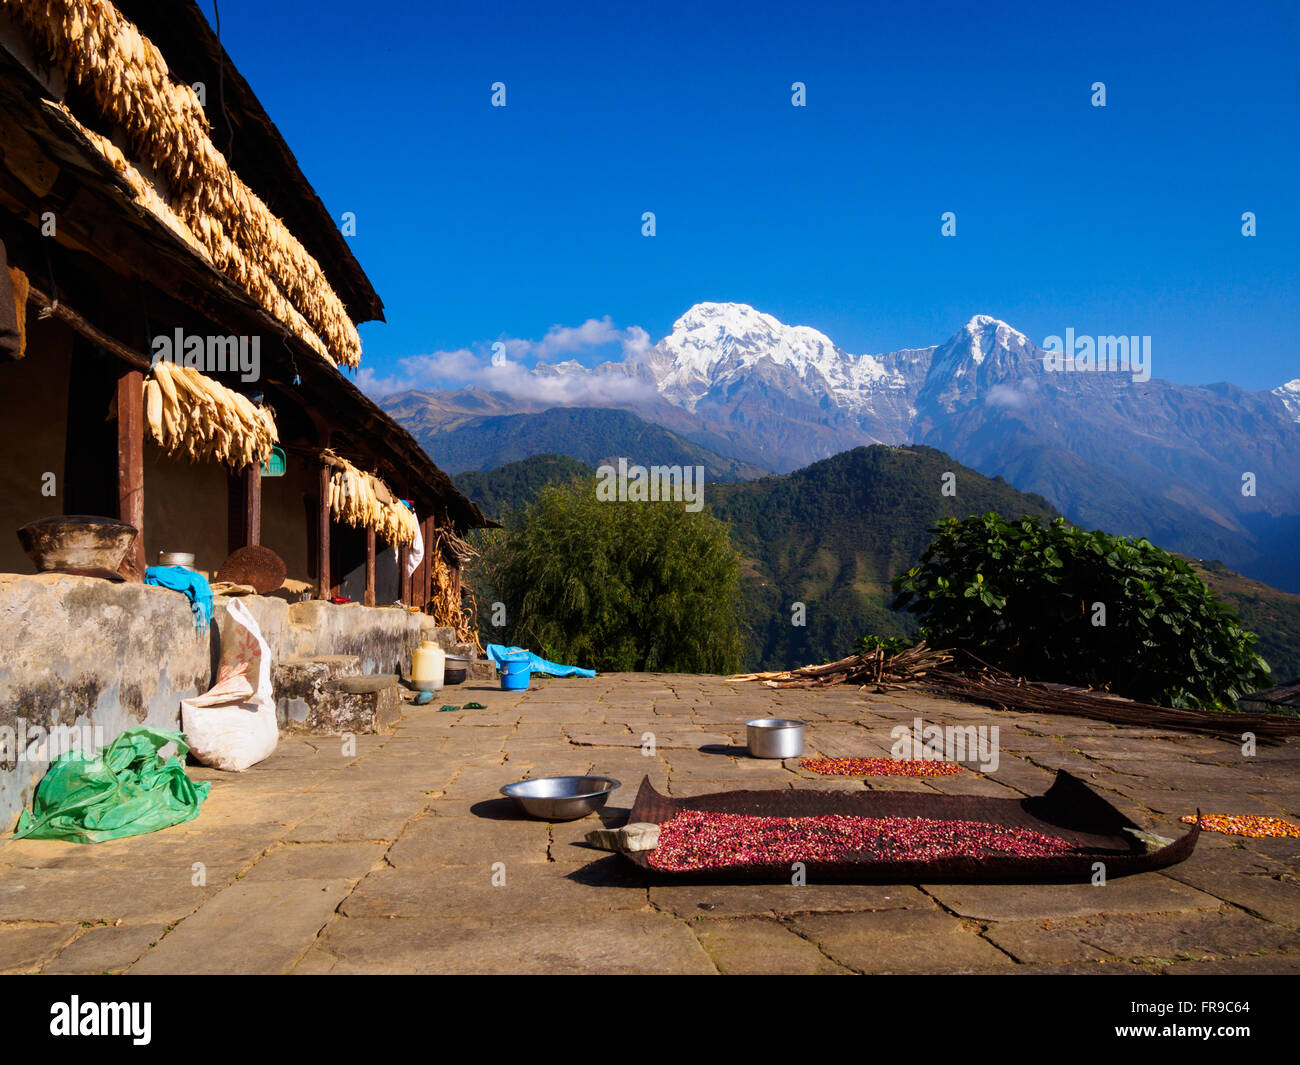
(922, 667, 1300, 746)
(427, 530, 482, 653)
(8, 0, 361, 368)
(727, 641, 952, 690)
(730, 642, 1300, 745)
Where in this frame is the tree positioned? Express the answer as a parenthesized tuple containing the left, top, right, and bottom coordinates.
(891, 514, 1271, 710)
(473, 480, 744, 673)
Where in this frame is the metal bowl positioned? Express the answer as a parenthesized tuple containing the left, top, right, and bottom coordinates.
(158, 551, 195, 569)
(444, 654, 469, 685)
(746, 718, 806, 759)
(500, 776, 621, 821)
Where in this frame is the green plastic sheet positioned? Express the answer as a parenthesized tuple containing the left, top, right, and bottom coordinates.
(10, 727, 210, 844)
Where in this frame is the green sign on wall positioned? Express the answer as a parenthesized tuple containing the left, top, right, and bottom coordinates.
(261, 446, 286, 478)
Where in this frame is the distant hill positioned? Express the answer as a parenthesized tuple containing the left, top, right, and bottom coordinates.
(383, 303, 1300, 593)
(1194, 560, 1300, 683)
(706, 446, 1060, 669)
(402, 405, 768, 482)
(456, 445, 1300, 681)
(454, 454, 593, 520)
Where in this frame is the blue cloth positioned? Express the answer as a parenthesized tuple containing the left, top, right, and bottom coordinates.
(485, 643, 596, 678)
(145, 566, 214, 634)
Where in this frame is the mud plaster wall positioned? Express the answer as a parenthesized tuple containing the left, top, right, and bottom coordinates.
(0, 573, 449, 830)
(0, 318, 72, 574)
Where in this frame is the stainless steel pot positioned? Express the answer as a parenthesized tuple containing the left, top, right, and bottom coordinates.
(500, 776, 621, 821)
(746, 718, 806, 759)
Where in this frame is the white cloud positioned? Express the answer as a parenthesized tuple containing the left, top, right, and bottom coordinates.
(985, 379, 1038, 410)
(357, 316, 658, 405)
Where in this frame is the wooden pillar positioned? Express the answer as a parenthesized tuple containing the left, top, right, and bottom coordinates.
(412, 515, 431, 613)
(422, 517, 435, 614)
(364, 527, 376, 607)
(227, 463, 262, 553)
(317, 459, 331, 600)
(116, 369, 145, 581)
(398, 542, 410, 606)
(246, 463, 262, 547)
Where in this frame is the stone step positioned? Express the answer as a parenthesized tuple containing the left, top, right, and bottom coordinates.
(307, 674, 403, 735)
(273, 655, 381, 731)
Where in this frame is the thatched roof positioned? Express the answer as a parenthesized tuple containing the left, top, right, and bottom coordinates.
(114, 0, 383, 325)
(0, 3, 486, 531)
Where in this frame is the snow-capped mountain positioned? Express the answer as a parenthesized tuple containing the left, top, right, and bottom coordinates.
(1275, 379, 1300, 421)
(386, 301, 1300, 590)
(647, 302, 920, 415)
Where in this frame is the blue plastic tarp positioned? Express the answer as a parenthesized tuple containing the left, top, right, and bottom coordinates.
(485, 644, 596, 678)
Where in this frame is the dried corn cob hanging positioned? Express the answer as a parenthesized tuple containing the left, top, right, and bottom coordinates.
(4, 0, 361, 369)
(324, 451, 418, 546)
(142, 361, 278, 468)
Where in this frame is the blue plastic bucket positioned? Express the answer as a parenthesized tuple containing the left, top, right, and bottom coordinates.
(499, 654, 532, 691)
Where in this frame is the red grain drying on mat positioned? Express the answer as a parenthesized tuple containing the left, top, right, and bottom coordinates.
(1180, 813, 1300, 839)
(802, 757, 962, 777)
(646, 809, 1079, 871)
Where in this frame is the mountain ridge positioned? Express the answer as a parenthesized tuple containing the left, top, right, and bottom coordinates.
(384, 301, 1300, 590)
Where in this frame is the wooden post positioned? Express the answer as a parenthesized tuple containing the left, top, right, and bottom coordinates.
(422, 517, 435, 614)
(317, 459, 331, 600)
(412, 515, 431, 613)
(398, 542, 410, 606)
(364, 527, 376, 607)
(227, 463, 262, 553)
(116, 369, 145, 581)
(246, 463, 262, 547)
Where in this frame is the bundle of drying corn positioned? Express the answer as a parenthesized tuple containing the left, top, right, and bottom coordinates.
(143, 360, 277, 468)
(5, 0, 360, 369)
(56, 106, 211, 263)
(376, 495, 419, 547)
(428, 530, 482, 653)
(325, 452, 418, 546)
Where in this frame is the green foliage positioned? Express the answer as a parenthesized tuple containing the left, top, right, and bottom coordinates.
(472, 479, 745, 673)
(892, 514, 1272, 709)
(854, 634, 915, 657)
(1194, 559, 1300, 682)
(455, 453, 593, 519)
(706, 445, 1059, 670)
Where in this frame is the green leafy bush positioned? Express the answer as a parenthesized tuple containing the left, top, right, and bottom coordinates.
(853, 634, 915, 657)
(472, 480, 744, 673)
(891, 514, 1270, 709)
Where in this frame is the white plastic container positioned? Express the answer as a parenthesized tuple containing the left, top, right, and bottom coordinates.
(411, 640, 446, 692)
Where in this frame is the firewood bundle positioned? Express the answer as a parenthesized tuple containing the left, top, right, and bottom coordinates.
(922, 669, 1300, 745)
(6, 0, 361, 369)
(727, 641, 953, 690)
(427, 529, 482, 652)
(143, 360, 277, 468)
(324, 452, 418, 546)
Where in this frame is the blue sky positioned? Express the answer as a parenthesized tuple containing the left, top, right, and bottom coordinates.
(205, 0, 1299, 393)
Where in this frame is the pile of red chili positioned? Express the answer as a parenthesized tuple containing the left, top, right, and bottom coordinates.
(646, 809, 1079, 871)
(1180, 813, 1300, 838)
(801, 757, 962, 777)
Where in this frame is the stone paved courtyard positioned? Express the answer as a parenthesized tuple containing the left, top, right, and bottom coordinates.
(2, 674, 1299, 974)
